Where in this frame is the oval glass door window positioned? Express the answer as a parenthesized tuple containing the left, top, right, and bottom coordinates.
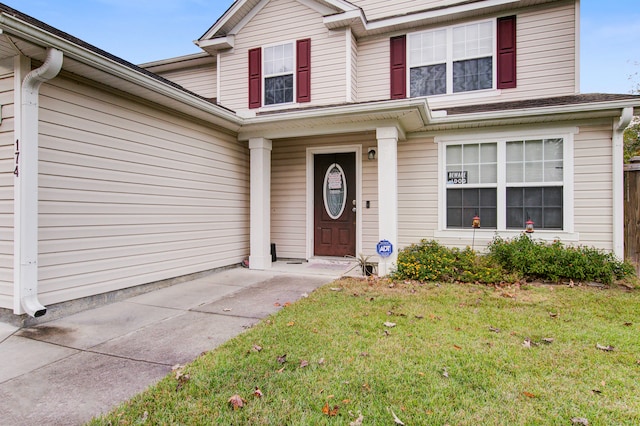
(323, 163, 347, 219)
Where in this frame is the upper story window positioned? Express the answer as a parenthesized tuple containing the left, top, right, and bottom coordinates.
(390, 16, 516, 100)
(264, 43, 294, 105)
(409, 21, 494, 97)
(248, 39, 311, 109)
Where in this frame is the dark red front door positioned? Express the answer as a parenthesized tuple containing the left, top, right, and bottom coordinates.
(314, 153, 356, 257)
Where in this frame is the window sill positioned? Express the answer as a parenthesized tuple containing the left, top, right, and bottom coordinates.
(433, 229, 580, 242)
(425, 89, 502, 106)
(259, 102, 301, 112)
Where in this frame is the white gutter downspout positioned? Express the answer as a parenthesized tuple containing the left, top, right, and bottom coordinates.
(15, 48, 63, 317)
(613, 107, 633, 259)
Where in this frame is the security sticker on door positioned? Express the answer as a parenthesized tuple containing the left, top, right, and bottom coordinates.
(376, 240, 393, 258)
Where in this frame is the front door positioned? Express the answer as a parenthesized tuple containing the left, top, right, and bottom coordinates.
(314, 152, 356, 257)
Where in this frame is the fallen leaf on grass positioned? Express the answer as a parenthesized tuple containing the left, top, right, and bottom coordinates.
(277, 366, 285, 373)
(591, 389, 602, 395)
(389, 408, 405, 425)
(318, 358, 325, 365)
(596, 343, 614, 352)
(253, 387, 264, 398)
(549, 312, 559, 318)
(384, 321, 396, 328)
(541, 337, 554, 344)
(489, 326, 501, 333)
(571, 417, 589, 425)
(442, 367, 449, 378)
(228, 394, 245, 410)
(330, 287, 343, 292)
(322, 403, 339, 416)
(522, 391, 536, 398)
(349, 413, 364, 426)
(252, 344, 263, 352)
(300, 360, 309, 368)
(277, 354, 287, 364)
(522, 338, 532, 348)
(453, 344, 462, 350)
(287, 321, 295, 327)
(623, 322, 633, 326)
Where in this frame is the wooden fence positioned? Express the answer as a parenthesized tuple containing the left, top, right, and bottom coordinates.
(624, 159, 640, 273)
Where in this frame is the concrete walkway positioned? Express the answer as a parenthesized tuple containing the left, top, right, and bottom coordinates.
(0, 261, 355, 425)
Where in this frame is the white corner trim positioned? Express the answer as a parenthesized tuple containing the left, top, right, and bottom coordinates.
(345, 28, 353, 103)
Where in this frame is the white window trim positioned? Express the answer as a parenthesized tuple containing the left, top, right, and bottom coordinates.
(262, 40, 297, 107)
(435, 128, 577, 241)
(407, 18, 497, 97)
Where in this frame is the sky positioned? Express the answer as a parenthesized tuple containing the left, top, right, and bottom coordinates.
(2, 0, 639, 94)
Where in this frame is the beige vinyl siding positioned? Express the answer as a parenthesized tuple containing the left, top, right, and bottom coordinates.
(396, 125, 616, 253)
(357, 37, 389, 102)
(34, 76, 248, 305)
(155, 63, 217, 99)
(397, 136, 438, 248)
(0, 57, 14, 308)
(219, 0, 347, 112)
(350, 0, 456, 21)
(271, 133, 378, 259)
(357, 2, 577, 107)
(573, 123, 614, 250)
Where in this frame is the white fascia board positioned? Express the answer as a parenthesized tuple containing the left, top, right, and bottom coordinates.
(195, 35, 235, 53)
(430, 100, 640, 126)
(140, 52, 215, 72)
(0, 13, 243, 129)
(200, 0, 252, 40)
(245, 98, 431, 126)
(325, 0, 518, 34)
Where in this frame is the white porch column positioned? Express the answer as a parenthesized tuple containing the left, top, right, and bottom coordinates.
(249, 137, 272, 270)
(376, 127, 399, 276)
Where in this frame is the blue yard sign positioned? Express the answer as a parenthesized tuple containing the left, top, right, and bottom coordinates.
(376, 240, 393, 258)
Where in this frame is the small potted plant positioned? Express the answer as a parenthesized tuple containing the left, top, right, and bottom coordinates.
(346, 253, 376, 276)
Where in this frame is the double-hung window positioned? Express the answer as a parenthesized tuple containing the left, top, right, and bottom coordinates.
(263, 43, 294, 105)
(409, 21, 494, 97)
(443, 135, 568, 231)
(248, 39, 311, 109)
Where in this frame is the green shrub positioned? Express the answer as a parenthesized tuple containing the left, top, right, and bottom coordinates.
(392, 236, 637, 285)
(392, 239, 506, 283)
(487, 234, 636, 285)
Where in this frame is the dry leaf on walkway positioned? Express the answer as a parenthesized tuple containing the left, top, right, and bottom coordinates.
(596, 343, 614, 352)
(228, 394, 245, 410)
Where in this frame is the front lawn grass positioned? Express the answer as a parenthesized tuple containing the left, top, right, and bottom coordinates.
(90, 279, 640, 425)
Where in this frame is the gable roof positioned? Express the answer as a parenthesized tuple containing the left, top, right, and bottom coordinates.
(197, 0, 561, 52)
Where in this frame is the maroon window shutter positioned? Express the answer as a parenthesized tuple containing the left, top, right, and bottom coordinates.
(297, 38, 311, 103)
(497, 15, 517, 89)
(248, 47, 262, 109)
(390, 35, 406, 99)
